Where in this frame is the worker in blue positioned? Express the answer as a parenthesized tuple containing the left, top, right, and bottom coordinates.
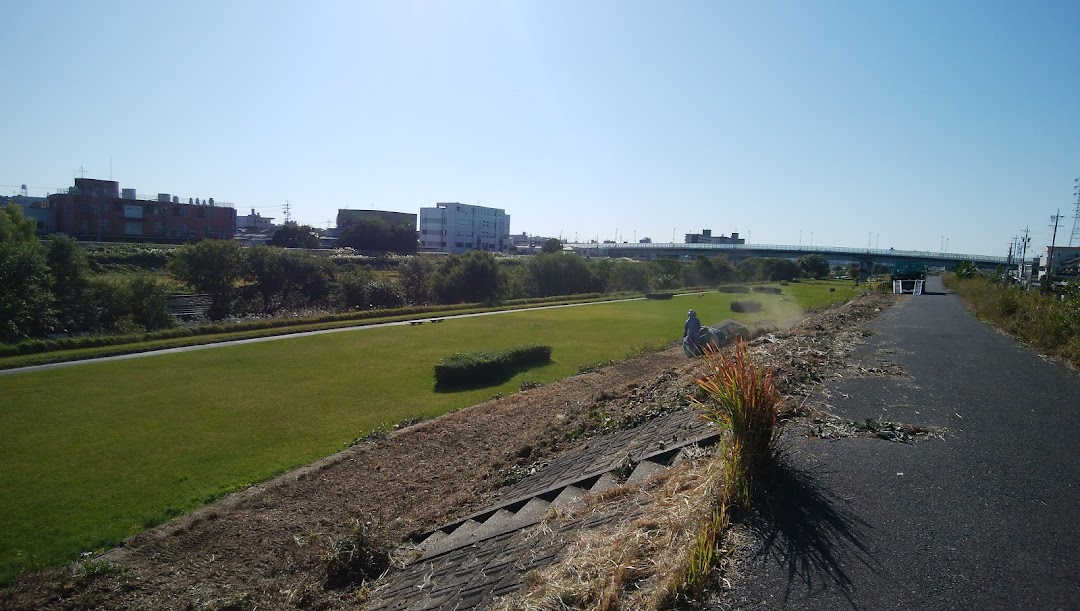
(684, 309, 703, 350)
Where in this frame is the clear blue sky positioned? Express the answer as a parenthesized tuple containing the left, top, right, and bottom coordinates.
(3, 0, 1078, 256)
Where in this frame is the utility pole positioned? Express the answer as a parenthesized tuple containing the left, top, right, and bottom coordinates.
(1047, 210, 1062, 289)
(1005, 238, 1015, 282)
(1019, 227, 1031, 286)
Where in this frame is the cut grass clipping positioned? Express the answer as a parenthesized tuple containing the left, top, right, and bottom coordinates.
(434, 344, 553, 390)
(498, 454, 728, 611)
(501, 341, 781, 610)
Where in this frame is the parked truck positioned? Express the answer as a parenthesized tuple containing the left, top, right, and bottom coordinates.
(891, 261, 926, 282)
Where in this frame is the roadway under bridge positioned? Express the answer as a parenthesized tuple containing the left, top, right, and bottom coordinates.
(565, 242, 1007, 271)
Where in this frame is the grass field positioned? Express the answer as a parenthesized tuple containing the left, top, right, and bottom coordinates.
(0, 281, 856, 584)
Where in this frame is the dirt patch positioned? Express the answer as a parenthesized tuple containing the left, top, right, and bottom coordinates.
(1, 292, 896, 610)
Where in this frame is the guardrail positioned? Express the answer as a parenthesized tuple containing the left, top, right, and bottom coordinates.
(564, 242, 1008, 264)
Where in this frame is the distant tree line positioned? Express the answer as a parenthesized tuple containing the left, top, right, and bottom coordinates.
(1, 202, 844, 341)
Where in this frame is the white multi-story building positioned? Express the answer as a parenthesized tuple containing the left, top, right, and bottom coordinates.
(419, 202, 510, 254)
(236, 208, 276, 231)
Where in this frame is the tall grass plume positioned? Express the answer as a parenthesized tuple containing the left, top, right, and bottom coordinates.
(693, 340, 780, 508)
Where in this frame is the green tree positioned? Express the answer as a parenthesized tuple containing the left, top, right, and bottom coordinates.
(45, 235, 92, 331)
(432, 250, 500, 303)
(498, 262, 530, 300)
(269, 224, 320, 249)
(81, 278, 133, 333)
(0, 204, 37, 242)
(608, 259, 652, 292)
(686, 255, 717, 286)
(711, 256, 739, 283)
(737, 257, 800, 282)
(397, 257, 434, 304)
(0, 205, 53, 340)
(168, 239, 244, 320)
(126, 275, 176, 331)
(334, 267, 376, 309)
(364, 280, 406, 309)
(541, 238, 562, 254)
(650, 258, 683, 289)
(244, 245, 288, 313)
(525, 253, 593, 297)
(0, 242, 53, 341)
(797, 254, 830, 279)
(281, 253, 336, 306)
(954, 261, 979, 280)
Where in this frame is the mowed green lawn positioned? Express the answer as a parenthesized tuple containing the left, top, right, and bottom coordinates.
(0, 281, 855, 583)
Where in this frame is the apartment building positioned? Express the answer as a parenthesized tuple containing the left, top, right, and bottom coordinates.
(47, 178, 235, 242)
(419, 202, 510, 254)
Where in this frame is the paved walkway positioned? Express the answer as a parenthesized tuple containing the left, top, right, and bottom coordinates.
(713, 277, 1080, 609)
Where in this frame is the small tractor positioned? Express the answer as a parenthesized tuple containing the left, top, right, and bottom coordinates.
(890, 261, 926, 295)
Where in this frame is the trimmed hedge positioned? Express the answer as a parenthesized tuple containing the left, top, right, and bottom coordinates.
(645, 292, 674, 300)
(751, 286, 782, 295)
(730, 300, 763, 313)
(717, 285, 751, 293)
(434, 344, 553, 390)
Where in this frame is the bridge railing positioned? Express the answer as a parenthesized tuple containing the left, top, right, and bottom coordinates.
(564, 242, 1007, 264)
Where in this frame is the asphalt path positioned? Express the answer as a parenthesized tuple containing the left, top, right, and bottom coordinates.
(714, 276, 1080, 610)
(0, 295, 658, 377)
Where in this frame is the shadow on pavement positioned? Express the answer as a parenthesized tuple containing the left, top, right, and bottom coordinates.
(745, 461, 879, 608)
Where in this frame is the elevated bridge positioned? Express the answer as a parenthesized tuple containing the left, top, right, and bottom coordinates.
(565, 242, 1006, 270)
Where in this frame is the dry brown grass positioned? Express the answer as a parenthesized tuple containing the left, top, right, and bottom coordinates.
(493, 448, 727, 610)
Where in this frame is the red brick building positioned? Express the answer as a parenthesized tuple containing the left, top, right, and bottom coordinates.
(47, 178, 236, 243)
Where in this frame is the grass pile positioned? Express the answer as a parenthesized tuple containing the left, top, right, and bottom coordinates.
(729, 300, 762, 313)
